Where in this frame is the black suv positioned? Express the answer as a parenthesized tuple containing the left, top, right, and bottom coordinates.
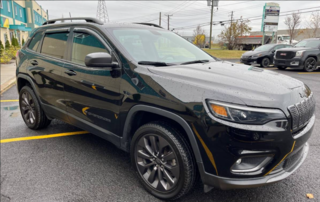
(274, 38, 320, 72)
(16, 18, 315, 200)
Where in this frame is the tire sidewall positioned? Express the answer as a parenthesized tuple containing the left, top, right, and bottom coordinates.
(130, 125, 187, 200)
(304, 58, 316, 72)
(261, 58, 270, 67)
(19, 86, 42, 129)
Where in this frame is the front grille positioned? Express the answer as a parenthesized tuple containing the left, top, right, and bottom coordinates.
(288, 93, 315, 132)
(276, 51, 296, 59)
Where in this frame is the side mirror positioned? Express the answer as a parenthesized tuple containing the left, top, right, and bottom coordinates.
(271, 50, 275, 53)
(85, 52, 115, 68)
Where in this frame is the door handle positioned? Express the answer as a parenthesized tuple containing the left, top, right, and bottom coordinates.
(64, 70, 77, 76)
(30, 60, 38, 66)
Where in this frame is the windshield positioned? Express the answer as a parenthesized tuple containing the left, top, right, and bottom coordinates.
(110, 28, 215, 64)
(254, 44, 274, 52)
(295, 40, 320, 48)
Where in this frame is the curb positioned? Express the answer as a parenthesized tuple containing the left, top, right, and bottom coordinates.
(0, 77, 16, 95)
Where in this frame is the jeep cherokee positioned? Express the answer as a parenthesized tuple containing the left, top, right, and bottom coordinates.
(16, 18, 316, 200)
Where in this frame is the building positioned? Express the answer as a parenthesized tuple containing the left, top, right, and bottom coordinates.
(0, 0, 49, 46)
(250, 29, 320, 42)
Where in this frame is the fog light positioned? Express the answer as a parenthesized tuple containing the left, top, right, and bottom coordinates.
(231, 156, 273, 174)
(290, 61, 299, 66)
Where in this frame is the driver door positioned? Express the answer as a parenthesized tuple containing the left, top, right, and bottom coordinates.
(62, 27, 123, 144)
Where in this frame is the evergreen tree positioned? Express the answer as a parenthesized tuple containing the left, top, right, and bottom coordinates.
(5, 40, 11, 49)
(0, 40, 4, 50)
(0, 40, 4, 55)
(22, 38, 25, 46)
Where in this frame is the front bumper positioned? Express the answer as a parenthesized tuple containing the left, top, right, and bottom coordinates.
(199, 142, 309, 190)
(240, 57, 258, 64)
(274, 58, 303, 68)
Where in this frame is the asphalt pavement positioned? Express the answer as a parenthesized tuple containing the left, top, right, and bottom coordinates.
(1, 65, 319, 202)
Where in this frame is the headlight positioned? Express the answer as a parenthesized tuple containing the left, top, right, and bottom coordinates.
(207, 101, 286, 125)
(296, 50, 304, 57)
(252, 53, 262, 58)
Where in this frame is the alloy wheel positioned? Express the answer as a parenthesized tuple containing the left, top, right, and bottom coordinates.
(20, 92, 36, 124)
(135, 134, 179, 192)
(262, 58, 270, 67)
(304, 58, 316, 72)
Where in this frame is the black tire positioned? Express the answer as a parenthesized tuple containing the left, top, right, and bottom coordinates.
(260, 57, 270, 68)
(130, 122, 196, 200)
(276, 66, 287, 70)
(304, 57, 316, 72)
(19, 86, 51, 129)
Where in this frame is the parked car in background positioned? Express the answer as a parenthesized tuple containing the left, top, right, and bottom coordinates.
(240, 44, 292, 67)
(274, 38, 320, 72)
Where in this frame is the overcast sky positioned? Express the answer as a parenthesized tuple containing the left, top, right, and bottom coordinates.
(39, 1, 320, 37)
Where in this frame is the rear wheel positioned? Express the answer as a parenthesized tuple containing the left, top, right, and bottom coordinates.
(131, 122, 196, 200)
(260, 57, 270, 68)
(19, 86, 51, 129)
(304, 57, 316, 72)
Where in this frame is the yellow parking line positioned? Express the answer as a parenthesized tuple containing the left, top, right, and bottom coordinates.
(0, 131, 89, 143)
(298, 72, 320, 74)
(1, 100, 19, 102)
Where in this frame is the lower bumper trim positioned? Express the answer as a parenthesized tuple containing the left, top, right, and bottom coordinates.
(199, 143, 309, 190)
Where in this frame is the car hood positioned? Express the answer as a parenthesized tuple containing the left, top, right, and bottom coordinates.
(146, 61, 306, 110)
(242, 50, 267, 57)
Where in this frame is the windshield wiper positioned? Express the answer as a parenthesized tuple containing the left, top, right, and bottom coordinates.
(180, 60, 209, 65)
(138, 61, 173, 66)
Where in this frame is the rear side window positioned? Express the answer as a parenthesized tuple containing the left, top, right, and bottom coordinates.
(28, 32, 43, 51)
(71, 32, 109, 65)
(41, 32, 69, 59)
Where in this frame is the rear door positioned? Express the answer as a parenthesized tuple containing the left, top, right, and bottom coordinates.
(62, 27, 123, 144)
(25, 28, 70, 120)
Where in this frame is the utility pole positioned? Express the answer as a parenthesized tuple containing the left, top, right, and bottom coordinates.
(209, 0, 214, 49)
(165, 14, 173, 30)
(159, 12, 161, 26)
(230, 11, 234, 47)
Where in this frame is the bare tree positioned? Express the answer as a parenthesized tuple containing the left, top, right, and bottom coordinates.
(284, 12, 302, 44)
(218, 19, 251, 50)
(305, 11, 320, 38)
(193, 25, 206, 48)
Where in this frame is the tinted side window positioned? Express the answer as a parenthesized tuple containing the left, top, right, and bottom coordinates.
(41, 32, 69, 59)
(28, 32, 43, 51)
(71, 32, 109, 65)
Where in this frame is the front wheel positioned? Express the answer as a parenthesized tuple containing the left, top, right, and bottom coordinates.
(304, 57, 317, 72)
(130, 122, 196, 200)
(260, 57, 270, 68)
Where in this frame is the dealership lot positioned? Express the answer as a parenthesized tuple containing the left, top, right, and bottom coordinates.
(1, 67, 319, 202)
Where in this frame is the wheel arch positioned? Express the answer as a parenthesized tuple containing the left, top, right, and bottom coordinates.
(17, 74, 42, 102)
(121, 105, 203, 164)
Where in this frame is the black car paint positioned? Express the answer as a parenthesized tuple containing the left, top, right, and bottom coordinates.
(16, 22, 314, 190)
(240, 44, 292, 65)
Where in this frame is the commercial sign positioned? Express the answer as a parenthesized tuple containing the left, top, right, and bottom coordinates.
(261, 2, 280, 32)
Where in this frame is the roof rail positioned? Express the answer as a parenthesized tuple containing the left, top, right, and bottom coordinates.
(43, 17, 104, 26)
(134, 23, 163, 29)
